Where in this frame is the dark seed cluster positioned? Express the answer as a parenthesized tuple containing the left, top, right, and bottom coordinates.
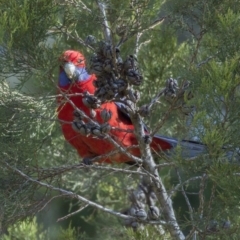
(72, 109, 111, 138)
(72, 39, 145, 138)
(164, 78, 194, 115)
(86, 41, 143, 103)
(123, 180, 160, 229)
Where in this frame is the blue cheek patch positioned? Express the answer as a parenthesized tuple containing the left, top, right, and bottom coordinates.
(76, 67, 91, 81)
(59, 67, 91, 87)
(59, 71, 71, 87)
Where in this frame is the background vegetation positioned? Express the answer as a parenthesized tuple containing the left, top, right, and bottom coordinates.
(1, 0, 240, 239)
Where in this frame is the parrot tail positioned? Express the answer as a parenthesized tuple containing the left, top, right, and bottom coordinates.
(152, 134, 207, 159)
(153, 134, 239, 161)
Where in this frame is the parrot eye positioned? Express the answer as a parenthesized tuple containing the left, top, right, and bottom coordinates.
(77, 59, 84, 64)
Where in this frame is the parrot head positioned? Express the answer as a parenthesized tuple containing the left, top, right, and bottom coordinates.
(59, 50, 91, 87)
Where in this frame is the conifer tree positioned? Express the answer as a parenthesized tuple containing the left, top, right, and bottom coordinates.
(1, 0, 240, 239)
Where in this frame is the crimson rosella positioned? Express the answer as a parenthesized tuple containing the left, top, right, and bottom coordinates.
(57, 50, 206, 164)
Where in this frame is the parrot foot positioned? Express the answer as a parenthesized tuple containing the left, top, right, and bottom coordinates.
(82, 157, 93, 165)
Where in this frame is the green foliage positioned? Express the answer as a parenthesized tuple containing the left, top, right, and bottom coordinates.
(1, 0, 240, 239)
(2, 218, 46, 240)
(1, 217, 82, 240)
(1, 0, 54, 45)
(0, 0, 60, 85)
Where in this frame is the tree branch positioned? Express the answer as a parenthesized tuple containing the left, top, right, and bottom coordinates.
(4, 161, 135, 221)
(128, 110, 185, 239)
(96, 1, 112, 43)
(4, 161, 174, 228)
(35, 162, 148, 181)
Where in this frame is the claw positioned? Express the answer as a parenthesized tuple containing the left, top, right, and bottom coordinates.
(82, 157, 93, 165)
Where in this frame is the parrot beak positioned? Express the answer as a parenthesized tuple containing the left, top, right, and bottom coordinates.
(63, 62, 76, 80)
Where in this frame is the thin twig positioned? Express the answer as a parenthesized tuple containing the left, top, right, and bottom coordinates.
(176, 169, 198, 240)
(57, 204, 89, 222)
(55, 25, 95, 51)
(147, 88, 166, 110)
(190, 35, 203, 64)
(185, 226, 198, 240)
(135, 17, 165, 55)
(151, 101, 176, 137)
(155, 162, 176, 168)
(169, 176, 202, 198)
(57, 0, 92, 13)
(198, 173, 208, 219)
(202, 183, 216, 238)
(36, 162, 148, 181)
(38, 93, 84, 100)
(37, 195, 66, 213)
(176, 169, 194, 222)
(4, 161, 135, 221)
(196, 56, 214, 68)
(4, 161, 175, 227)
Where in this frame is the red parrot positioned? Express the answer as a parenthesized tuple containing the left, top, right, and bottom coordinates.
(57, 50, 205, 164)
